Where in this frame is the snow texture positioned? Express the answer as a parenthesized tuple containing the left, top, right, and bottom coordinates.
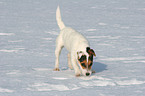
(0, 0, 145, 96)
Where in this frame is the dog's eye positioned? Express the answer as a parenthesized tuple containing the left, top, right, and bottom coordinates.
(79, 55, 86, 62)
(81, 63, 86, 67)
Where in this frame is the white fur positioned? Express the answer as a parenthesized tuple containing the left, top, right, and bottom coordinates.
(56, 6, 65, 30)
(54, 6, 91, 76)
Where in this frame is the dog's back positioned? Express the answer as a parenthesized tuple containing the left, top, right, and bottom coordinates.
(60, 27, 89, 52)
(56, 6, 89, 52)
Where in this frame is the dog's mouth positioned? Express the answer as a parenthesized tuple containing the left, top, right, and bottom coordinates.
(78, 61, 93, 76)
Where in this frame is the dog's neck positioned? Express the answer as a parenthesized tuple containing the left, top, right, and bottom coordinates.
(77, 43, 90, 53)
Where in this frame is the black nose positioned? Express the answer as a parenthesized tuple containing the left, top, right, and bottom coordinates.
(86, 73, 90, 76)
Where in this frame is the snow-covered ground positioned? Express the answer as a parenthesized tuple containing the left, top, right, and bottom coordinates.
(0, 0, 145, 96)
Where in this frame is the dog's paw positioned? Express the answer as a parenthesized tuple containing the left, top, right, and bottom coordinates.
(53, 68, 60, 71)
(75, 70, 81, 77)
(75, 74, 81, 77)
(92, 70, 96, 73)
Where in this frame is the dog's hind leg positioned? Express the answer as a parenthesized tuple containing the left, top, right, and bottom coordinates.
(54, 36, 63, 71)
(68, 53, 73, 70)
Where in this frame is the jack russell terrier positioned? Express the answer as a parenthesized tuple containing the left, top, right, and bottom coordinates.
(54, 6, 96, 76)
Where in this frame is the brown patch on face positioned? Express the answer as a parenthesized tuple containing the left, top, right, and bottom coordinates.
(78, 48, 96, 70)
(78, 55, 88, 69)
(88, 58, 93, 70)
(78, 55, 87, 69)
(86, 47, 96, 69)
(79, 61, 88, 69)
(78, 54, 93, 70)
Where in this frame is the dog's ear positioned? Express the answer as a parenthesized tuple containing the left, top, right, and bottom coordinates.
(90, 49, 96, 56)
(86, 47, 96, 56)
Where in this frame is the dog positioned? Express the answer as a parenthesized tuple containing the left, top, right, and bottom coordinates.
(54, 6, 96, 76)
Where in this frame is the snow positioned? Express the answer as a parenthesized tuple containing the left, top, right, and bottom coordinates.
(0, 49, 18, 53)
(0, 0, 145, 96)
(0, 33, 14, 36)
(27, 83, 70, 91)
(0, 88, 14, 93)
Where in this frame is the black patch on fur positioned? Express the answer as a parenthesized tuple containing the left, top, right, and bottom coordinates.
(86, 47, 96, 56)
(86, 47, 90, 53)
(89, 55, 93, 61)
(81, 63, 86, 67)
(88, 62, 92, 68)
(79, 55, 86, 62)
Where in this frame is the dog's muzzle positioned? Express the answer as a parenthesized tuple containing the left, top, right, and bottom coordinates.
(86, 72, 90, 76)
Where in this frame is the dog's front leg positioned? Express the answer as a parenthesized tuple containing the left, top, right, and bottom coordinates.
(71, 54, 81, 76)
(54, 41, 63, 71)
(68, 53, 73, 70)
(54, 48, 61, 71)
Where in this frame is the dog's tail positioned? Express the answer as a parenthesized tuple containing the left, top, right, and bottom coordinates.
(56, 6, 66, 30)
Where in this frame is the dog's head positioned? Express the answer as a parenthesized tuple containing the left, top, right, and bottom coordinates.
(77, 47, 96, 76)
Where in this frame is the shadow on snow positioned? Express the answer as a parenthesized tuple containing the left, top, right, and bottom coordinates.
(92, 62, 107, 73)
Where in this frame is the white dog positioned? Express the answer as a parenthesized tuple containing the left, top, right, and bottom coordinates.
(54, 6, 96, 76)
